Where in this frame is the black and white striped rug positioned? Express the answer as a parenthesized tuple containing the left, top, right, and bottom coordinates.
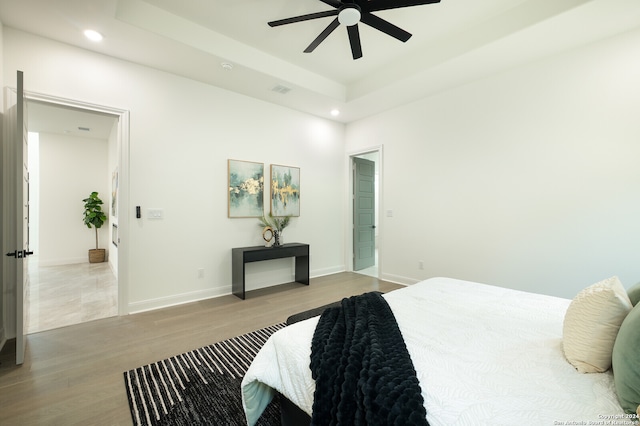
(123, 323, 286, 426)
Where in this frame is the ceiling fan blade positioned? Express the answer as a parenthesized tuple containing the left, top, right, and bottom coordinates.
(318, 0, 343, 8)
(347, 24, 363, 60)
(362, 0, 441, 13)
(269, 10, 338, 27)
(304, 18, 340, 53)
(360, 12, 411, 42)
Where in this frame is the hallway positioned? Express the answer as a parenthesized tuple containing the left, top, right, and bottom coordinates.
(27, 260, 117, 334)
(355, 249, 378, 278)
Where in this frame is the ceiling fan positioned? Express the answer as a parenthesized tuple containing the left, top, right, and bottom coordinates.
(268, 0, 442, 60)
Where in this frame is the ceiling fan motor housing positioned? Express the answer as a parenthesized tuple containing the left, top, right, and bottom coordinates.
(338, 4, 361, 27)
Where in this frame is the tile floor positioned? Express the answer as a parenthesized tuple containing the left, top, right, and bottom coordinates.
(26, 259, 118, 334)
(355, 249, 379, 278)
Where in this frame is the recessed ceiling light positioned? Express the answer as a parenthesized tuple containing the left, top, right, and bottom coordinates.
(221, 62, 234, 71)
(84, 29, 103, 42)
(330, 109, 340, 117)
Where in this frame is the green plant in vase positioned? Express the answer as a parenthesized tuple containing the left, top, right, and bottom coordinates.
(258, 212, 291, 247)
(83, 191, 108, 263)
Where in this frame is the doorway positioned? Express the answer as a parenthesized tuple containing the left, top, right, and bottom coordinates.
(350, 148, 381, 278)
(25, 97, 124, 333)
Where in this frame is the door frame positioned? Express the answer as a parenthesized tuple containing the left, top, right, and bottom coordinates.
(25, 91, 130, 316)
(347, 145, 383, 275)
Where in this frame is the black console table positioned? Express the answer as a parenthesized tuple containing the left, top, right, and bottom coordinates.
(232, 243, 310, 300)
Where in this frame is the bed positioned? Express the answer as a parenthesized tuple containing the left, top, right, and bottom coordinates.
(241, 277, 639, 425)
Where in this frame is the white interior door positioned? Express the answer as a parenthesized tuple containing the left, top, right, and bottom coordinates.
(3, 71, 30, 365)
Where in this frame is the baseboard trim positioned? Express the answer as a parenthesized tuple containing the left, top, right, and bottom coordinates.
(127, 267, 348, 315)
(311, 266, 346, 278)
(128, 286, 231, 314)
(36, 257, 88, 267)
(378, 273, 418, 287)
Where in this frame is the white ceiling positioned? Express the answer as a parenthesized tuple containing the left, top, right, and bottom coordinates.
(2, 0, 640, 124)
(27, 101, 118, 140)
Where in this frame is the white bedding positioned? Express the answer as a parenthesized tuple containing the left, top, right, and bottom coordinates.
(242, 277, 625, 425)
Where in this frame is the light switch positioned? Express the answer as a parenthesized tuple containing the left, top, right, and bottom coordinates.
(147, 208, 164, 219)
(386, 210, 393, 217)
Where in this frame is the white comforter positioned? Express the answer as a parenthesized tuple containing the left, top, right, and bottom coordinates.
(241, 277, 624, 425)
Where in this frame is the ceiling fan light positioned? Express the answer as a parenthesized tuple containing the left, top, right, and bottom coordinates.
(338, 8, 361, 27)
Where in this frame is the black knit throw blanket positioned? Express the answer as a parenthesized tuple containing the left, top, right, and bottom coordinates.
(310, 291, 429, 426)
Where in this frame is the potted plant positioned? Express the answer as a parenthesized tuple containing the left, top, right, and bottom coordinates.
(258, 212, 291, 247)
(83, 191, 108, 263)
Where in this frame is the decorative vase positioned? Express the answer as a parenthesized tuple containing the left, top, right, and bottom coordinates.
(273, 230, 281, 247)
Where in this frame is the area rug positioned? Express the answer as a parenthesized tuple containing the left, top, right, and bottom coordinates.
(124, 323, 286, 426)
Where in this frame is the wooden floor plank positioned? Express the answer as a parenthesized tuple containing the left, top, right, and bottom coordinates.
(0, 272, 402, 425)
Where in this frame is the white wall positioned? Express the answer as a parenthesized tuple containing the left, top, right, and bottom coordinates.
(346, 27, 640, 299)
(11, 21, 637, 314)
(3, 28, 346, 313)
(38, 132, 109, 266)
(27, 132, 39, 252)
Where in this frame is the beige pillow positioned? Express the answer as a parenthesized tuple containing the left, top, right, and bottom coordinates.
(562, 276, 632, 373)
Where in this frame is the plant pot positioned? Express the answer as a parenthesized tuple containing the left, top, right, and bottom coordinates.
(89, 248, 106, 263)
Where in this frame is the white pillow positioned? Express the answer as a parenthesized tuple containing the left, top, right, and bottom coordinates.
(563, 276, 633, 373)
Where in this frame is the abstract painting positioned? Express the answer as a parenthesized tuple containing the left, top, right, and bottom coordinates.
(270, 164, 300, 217)
(228, 159, 264, 218)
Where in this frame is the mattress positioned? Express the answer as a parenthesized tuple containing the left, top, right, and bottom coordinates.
(241, 277, 625, 425)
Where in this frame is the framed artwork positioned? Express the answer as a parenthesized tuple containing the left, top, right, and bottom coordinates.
(270, 164, 300, 217)
(228, 159, 265, 218)
(112, 224, 118, 247)
(111, 167, 118, 218)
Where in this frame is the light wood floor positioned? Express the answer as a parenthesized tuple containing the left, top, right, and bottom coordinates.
(0, 272, 402, 425)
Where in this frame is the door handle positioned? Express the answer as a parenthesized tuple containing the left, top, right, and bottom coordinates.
(5, 250, 34, 258)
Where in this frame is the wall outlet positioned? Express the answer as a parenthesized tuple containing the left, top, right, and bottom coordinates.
(197, 268, 204, 278)
(418, 261, 424, 270)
